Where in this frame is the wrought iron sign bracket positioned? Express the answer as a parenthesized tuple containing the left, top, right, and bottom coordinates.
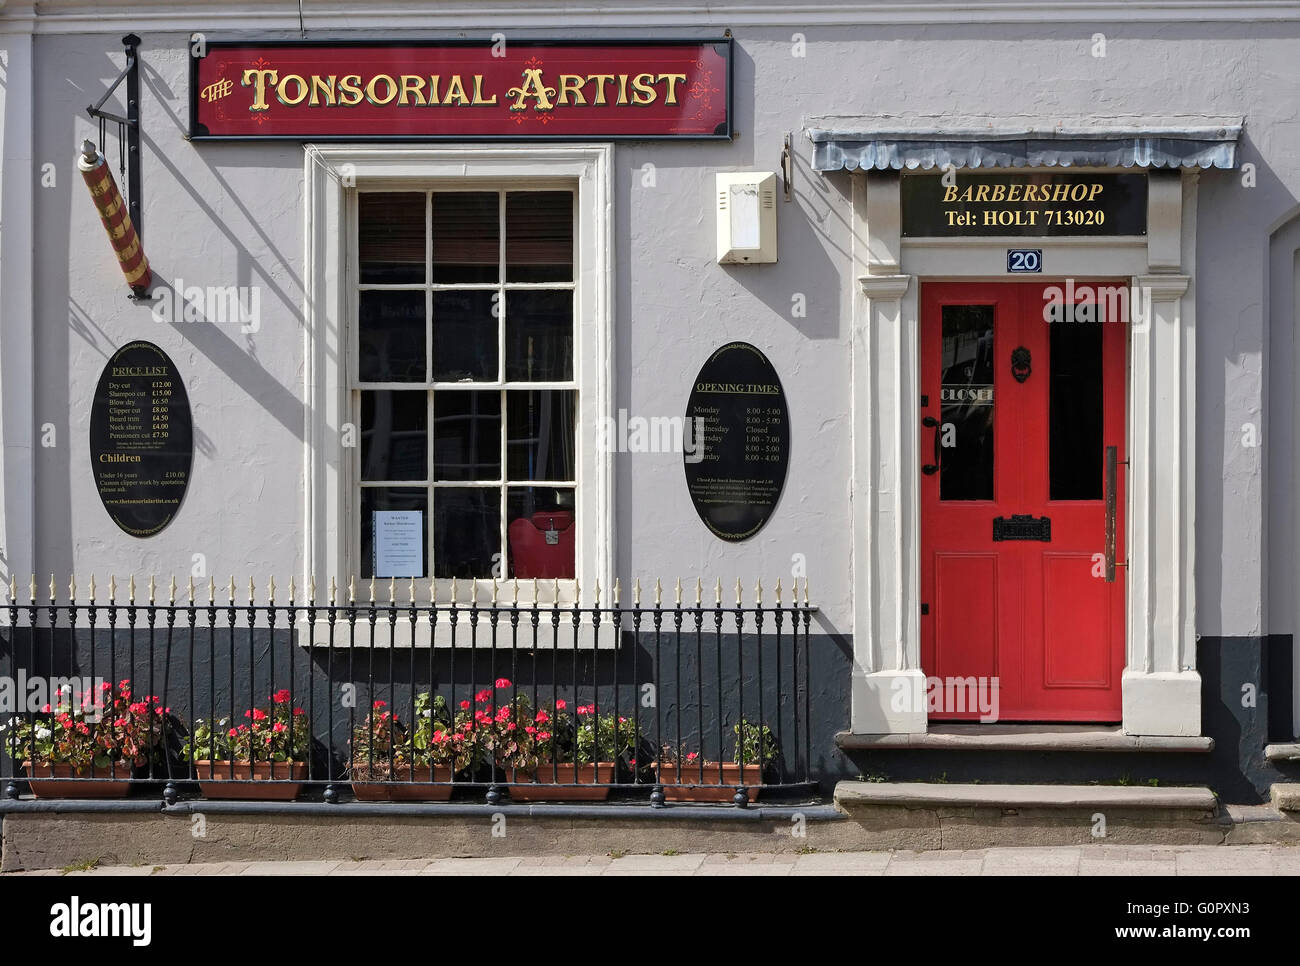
(86, 34, 144, 257)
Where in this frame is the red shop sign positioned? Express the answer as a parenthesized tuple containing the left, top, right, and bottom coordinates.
(190, 39, 732, 140)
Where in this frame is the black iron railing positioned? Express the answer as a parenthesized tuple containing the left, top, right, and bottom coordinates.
(0, 575, 817, 806)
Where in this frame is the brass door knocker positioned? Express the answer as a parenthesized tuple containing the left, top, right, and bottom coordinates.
(1011, 346, 1032, 383)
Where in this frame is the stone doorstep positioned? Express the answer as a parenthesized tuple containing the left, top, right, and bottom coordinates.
(836, 725, 1215, 753)
(1264, 742, 1300, 762)
(834, 781, 1218, 811)
(1271, 784, 1300, 812)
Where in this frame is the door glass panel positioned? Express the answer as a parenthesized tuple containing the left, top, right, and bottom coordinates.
(1049, 307, 1103, 500)
(939, 305, 995, 501)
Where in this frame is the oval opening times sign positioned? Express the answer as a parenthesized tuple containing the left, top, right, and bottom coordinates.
(89, 341, 193, 538)
(684, 342, 790, 542)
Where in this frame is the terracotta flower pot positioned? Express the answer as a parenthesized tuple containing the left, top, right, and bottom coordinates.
(194, 760, 307, 800)
(24, 762, 131, 799)
(656, 762, 762, 803)
(351, 764, 455, 801)
(505, 762, 615, 801)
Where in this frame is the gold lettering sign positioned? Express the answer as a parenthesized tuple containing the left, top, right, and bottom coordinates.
(902, 173, 1148, 237)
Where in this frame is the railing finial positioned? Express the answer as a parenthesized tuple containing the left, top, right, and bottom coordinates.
(49, 573, 56, 602)
(512, 578, 519, 605)
(654, 577, 662, 607)
(169, 575, 177, 605)
(29, 574, 37, 603)
(756, 578, 762, 605)
(775, 577, 782, 604)
(268, 575, 276, 603)
(803, 577, 810, 606)
(491, 576, 499, 606)
(308, 575, 316, 605)
(695, 577, 703, 606)
(735, 577, 743, 605)
(594, 578, 601, 606)
(288, 575, 295, 604)
(634, 577, 642, 608)
(429, 575, 437, 604)
(129, 574, 137, 604)
(148, 574, 156, 605)
(613, 577, 620, 607)
(715, 577, 722, 605)
(208, 576, 216, 604)
(188, 575, 195, 603)
(69, 573, 77, 602)
(247, 576, 255, 604)
(88, 574, 96, 603)
(109, 574, 117, 604)
(387, 576, 395, 604)
(408, 576, 415, 604)
(450, 576, 458, 604)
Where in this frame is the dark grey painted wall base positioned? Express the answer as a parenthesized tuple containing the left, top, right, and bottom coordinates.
(2, 629, 1292, 803)
(839, 636, 1299, 805)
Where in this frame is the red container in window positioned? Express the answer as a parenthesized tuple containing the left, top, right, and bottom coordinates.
(509, 511, 575, 579)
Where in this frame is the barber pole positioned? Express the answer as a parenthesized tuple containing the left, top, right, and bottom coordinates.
(77, 139, 151, 295)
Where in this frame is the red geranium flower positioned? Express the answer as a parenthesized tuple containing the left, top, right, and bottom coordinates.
(495, 678, 511, 688)
(272, 689, 292, 703)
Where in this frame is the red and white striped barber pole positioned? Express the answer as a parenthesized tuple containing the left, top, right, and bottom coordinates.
(77, 139, 151, 295)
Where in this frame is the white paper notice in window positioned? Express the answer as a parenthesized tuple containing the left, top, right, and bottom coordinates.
(373, 510, 424, 578)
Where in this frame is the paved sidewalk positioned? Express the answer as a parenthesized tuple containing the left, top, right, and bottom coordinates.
(9, 845, 1300, 875)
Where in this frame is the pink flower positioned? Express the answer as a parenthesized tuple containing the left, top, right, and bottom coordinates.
(228, 727, 239, 738)
(372, 700, 387, 709)
(250, 708, 268, 721)
(555, 699, 567, 710)
(272, 689, 292, 703)
(537, 731, 552, 741)
(686, 752, 699, 761)
(459, 700, 471, 710)
(534, 710, 550, 724)
(474, 688, 493, 702)
(495, 678, 512, 689)
(272, 722, 286, 733)
(524, 726, 537, 735)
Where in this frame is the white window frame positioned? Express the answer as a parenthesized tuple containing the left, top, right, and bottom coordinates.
(302, 144, 614, 643)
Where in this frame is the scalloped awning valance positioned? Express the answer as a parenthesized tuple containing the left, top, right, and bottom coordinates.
(806, 115, 1242, 172)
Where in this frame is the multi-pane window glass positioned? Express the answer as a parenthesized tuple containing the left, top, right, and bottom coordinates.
(356, 189, 577, 581)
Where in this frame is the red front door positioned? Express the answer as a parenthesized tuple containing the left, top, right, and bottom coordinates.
(920, 282, 1126, 721)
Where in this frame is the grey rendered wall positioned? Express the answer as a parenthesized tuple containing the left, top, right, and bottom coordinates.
(23, 17, 1300, 645)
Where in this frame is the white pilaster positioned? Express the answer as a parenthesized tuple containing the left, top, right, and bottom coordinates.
(1124, 272, 1199, 735)
(0, 9, 36, 590)
(852, 253, 924, 731)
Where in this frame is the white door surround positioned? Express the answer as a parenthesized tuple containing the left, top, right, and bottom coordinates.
(849, 169, 1201, 737)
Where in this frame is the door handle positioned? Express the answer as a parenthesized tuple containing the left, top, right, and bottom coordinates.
(922, 416, 940, 475)
(1104, 445, 1117, 582)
